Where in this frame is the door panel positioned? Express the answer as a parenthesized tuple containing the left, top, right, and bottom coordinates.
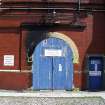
(53, 57, 66, 89)
(52, 38, 73, 89)
(65, 46, 73, 89)
(52, 38, 66, 89)
(32, 39, 52, 89)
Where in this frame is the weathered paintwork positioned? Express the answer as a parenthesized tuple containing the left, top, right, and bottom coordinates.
(32, 38, 73, 90)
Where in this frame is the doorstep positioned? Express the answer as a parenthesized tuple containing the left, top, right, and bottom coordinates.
(0, 90, 105, 99)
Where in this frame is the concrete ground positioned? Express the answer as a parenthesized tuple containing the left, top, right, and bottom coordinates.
(0, 97, 105, 105)
(0, 90, 105, 105)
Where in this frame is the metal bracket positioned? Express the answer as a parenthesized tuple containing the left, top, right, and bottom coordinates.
(27, 54, 32, 63)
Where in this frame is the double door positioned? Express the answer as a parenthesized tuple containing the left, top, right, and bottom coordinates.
(32, 38, 73, 90)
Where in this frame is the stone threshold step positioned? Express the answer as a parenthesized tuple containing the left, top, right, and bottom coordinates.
(0, 90, 105, 99)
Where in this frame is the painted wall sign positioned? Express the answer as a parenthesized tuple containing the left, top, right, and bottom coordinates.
(91, 60, 101, 64)
(4, 55, 14, 66)
(44, 49, 62, 57)
(89, 71, 101, 76)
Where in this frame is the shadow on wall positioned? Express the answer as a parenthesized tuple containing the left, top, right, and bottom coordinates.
(24, 23, 86, 58)
(81, 12, 105, 90)
(22, 11, 87, 58)
(25, 30, 48, 57)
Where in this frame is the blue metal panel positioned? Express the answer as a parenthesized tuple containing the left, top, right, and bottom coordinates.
(88, 57, 103, 91)
(32, 37, 73, 90)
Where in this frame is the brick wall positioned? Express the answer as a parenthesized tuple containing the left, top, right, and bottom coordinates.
(0, 72, 32, 90)
(0, 30, 20, 70)
(0, 12, 105, 90)
(0, 0, 105, 90)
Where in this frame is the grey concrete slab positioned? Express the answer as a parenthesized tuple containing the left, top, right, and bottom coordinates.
(0, 97, 105, 105)
(0, 90, 105, 105)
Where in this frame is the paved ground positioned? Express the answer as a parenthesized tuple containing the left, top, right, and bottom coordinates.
(0, 90, 105, 105)
(0, 97, 105, 105)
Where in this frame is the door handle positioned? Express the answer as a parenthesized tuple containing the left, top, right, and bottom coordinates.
(59, 64, 62, 71)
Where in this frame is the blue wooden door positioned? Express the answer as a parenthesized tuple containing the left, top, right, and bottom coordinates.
(32, 37, 73, 90)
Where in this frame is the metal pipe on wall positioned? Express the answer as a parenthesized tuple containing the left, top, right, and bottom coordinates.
(78, 0, 81, 10)
(0, 7, 105, 12)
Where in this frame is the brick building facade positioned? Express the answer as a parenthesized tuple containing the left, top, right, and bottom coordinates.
(0, 0, 105, 90)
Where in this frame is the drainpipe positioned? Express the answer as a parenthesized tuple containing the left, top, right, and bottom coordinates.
(0, 0, 2, 11)
(78, 0, 81, 11)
